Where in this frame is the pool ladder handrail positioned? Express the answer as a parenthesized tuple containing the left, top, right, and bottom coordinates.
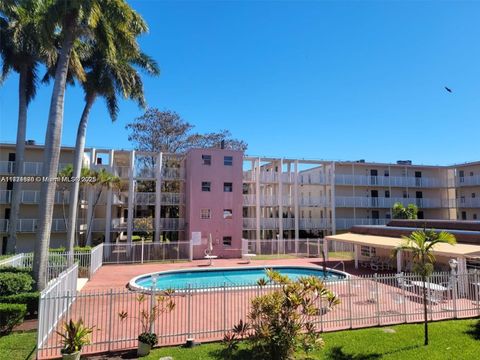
(330, 261, 345, 273)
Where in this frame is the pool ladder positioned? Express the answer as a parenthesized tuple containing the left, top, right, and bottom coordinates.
(330, 261, 345, 273)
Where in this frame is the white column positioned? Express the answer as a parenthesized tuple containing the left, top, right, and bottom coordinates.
(255, 158, 261, 242)
(154, 152, 163, 242)
(457, 256, 467, 296)
(127, 150, 135, 244)
(323, 237, 329, 261)
(396, 250, 402, 273)
(278, 159, 283, 241)
(293, 160, 299, 246)
(331, 162, 336, 235)
(354, 244, 359, 269)
(104, 149, 114, 244)
(86, 148, 96, 246)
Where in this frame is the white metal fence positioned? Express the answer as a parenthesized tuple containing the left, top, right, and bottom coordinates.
(242, 239, 353, 258)
(0, 244, 104, 280)
(37, 263, 78, 352)
(102, 241, 191, 264)
(37, 270, 480, 358)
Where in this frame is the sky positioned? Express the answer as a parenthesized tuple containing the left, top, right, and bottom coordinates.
(0, 0, 479, 165)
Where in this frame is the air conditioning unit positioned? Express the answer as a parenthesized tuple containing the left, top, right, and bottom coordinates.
(397, 160, 412, 165)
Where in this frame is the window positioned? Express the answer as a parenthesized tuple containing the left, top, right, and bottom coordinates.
(224, 182, 233, 192)
(202, 181, 211, 192)
(223, 236, 232, 247)
(361, 246, 376, 257)
(224, 156, 233, 166)
(403, 191, 408, 198)
(385, 190, 390, 198)
(470, 172, 474, 177)
(223, 209, 233, 219)
(202, 155, 211, 165)
(472, 193, 476, 198)
(200, 209, 211, 219)
(384, 170, 389, 177)
(474, 214, 478, 220)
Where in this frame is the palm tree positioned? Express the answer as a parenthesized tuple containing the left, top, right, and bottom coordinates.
(393, 229, 456, 345)
(65, 42, 159, 257)
(33, 0, 147, 290)
(0, 0, 45, 253)
(84, 169, 120, 246)
(392, 202, 418, 220)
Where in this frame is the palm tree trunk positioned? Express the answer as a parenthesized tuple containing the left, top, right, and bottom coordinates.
(33, 15, 77, 291)
(422, 275, 429, 346)
(86, 187, 103, 246)
(66, 95, 96, 264)
(7, 67, 28, 254)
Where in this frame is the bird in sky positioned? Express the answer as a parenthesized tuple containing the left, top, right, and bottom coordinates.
(444, 86, 453, 93)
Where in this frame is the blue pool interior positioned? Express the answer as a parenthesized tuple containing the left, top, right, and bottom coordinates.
(134, 266, 346, 290)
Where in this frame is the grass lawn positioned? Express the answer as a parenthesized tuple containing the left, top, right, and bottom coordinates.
(0, 330, 36, 360)
(147, 319, 480, 360)
(328, 251, 354, 260)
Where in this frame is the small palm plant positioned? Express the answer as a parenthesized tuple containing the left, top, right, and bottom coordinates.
(392, 229, 456, 346)
(56, 319, 94, 359)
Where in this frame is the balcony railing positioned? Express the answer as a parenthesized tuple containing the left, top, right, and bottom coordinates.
(161, 192, 184, 205)
(298, 218, 330, 230)
(162, 167, 185, 180)
(457, 175, 480, 187)
(135, 192, 156, 205)
(0, 161, 70, 175)
(334, 196, 451, 208)
(336, 218, 389, 230)
(0, 190, 69, 204)
(299, 196, 329, 207)
(457, 198, 480, 208)
(0, 190, 11, 204)
(334, 174, 446, 188)
(299, 174, 327, 185)
(159, 218, 185, 230)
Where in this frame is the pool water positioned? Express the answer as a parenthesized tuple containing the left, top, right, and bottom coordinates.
(132, 266, 346, 290)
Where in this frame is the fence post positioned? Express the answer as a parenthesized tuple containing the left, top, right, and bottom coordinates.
(453, 272, 458, 319)
(150, 280, 155, 333)
(108, 289, 114, 352)
(375, 274, 380, 326)
(223, 282, 227, 332)
(402, 274, 407, 323)
(307, 238, 310, 258)
(475, 270, 480, 316)
(187, 284, 192, 342)
(347, 277, 353, 329)
(141, 238, 145, 264)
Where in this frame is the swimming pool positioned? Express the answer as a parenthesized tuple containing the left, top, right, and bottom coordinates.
(129, 266, 348, 291)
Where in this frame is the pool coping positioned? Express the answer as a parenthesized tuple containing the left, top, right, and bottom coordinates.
(128, 264, 351, 293)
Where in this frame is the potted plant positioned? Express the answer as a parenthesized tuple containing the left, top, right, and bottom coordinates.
(137, 332, 158, 356)
(56, 319, 94, 360)
(119, 291, 175, 356)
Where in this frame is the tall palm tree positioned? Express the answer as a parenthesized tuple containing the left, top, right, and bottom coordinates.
(393, 229, 456, 345)
(65, 42, 159, 257)
(33, 0, 147, 290)
(0, 0, 44, 253)
(84, 168, 120, 246)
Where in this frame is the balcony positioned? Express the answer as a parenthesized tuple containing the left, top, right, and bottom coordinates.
(162, 167, 185, 180)
(113, 166, 130, 178)
(457, 175, 480, 187)
(298, 218, 330, 230)
(336, 218, 389, 230)
(0, 190, 69, 204)
(158, 218, 185, 230)
(299, 174, 327, 185)
(0, 161, 70, 175)
(243, 218, 256, 229)
(457, 198, 480, 208)
(161, 193, 184, 205)
(298, 196, 329, 207)
(334, 196, 451, 208)
(334, 174, 446, 188)
(0, 190, 11, 204)
(135, 192, 156, 205)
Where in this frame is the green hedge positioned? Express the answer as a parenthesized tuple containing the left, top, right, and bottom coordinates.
(49, 246, 92, 253)
(0, 266, 32, 275)
(0, 303, 26, 335)
(0, 292, 39, 315)
(0, 273, 34, 296)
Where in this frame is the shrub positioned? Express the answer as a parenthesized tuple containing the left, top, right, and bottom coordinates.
(0, 303, 27, 334)
(0, 266, 32, 275)
(0, 272, 34, 296)
(57, 319, 94, 354)
(224, 269, 340, 360)
(0, 292, 39, 315)
(138, 332, 158, 346)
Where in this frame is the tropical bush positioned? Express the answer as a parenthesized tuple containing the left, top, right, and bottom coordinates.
(224, 269, 340, 360)
(0, 272, 34, 296)
(138, 332, 158, 346)
(57, 319, 94, 354)
(0, 292, 39, 316)
(0, 303, 27, 334)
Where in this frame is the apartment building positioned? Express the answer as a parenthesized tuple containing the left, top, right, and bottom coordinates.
(0, 142, 479, 256)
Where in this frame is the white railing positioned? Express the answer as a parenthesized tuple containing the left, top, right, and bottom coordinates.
(243, 194, 256, 206)
(334, 196, 450, 209)
(299, 173, 327, 185)
(89, 244, 103, 277)
(336, 218, 389, 230)
(457, 198, 480, 208)
(243, 238, 326, 257)
(102, 241, 191, 264)
(457, 175, 480, 187)
(135, 192, 156, 205)
(0, 161, 15, 174)
(161, 192, 184, 204)
(299, 196, 329, 207)
(298, 218, 330, 230)
(162, 167, 185, 180)
(37, 263, 78, 352)
(334, 174, 446, 188)
(0, 253, 30, 267)
(36, 270, 480, 358)
(243, 218, 256, 229)
(159, 218, 185, 230)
